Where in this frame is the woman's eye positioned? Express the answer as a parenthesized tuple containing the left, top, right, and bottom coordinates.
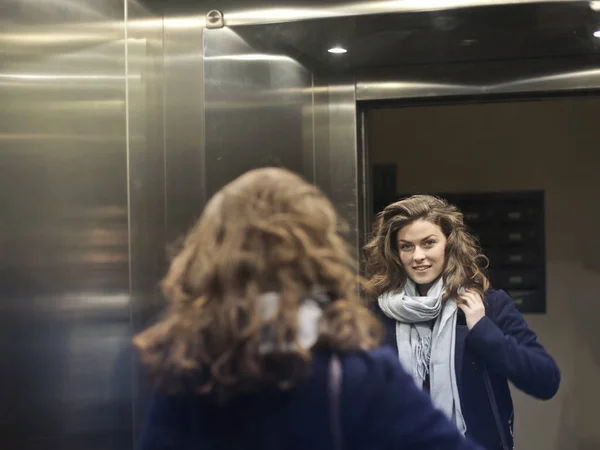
(424, 240, 436, 247)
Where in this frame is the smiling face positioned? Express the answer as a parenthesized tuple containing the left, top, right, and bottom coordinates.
(396, 219, 447, 295)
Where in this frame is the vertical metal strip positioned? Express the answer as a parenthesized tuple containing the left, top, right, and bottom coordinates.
(124, 4, 131, 294)
(311, 73, 317, 184)
(162, 18, 168, 240)
(123, 0, 135, 447)
(200, 27, 208, 207)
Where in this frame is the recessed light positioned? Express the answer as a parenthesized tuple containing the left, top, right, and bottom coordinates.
(328, 47, 347, 54)
(460, 39, 478, 46)
(594, 30, 600, 38)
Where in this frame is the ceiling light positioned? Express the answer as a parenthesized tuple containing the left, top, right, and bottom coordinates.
(328, 46, 347, 54)
(460, 39, 478, 46)
(594, 30, 600, 38)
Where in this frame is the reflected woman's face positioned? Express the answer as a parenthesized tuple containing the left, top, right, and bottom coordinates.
(396, 219, 447, 294)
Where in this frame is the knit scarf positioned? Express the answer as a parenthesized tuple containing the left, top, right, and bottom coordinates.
(378, 277, 466, 434)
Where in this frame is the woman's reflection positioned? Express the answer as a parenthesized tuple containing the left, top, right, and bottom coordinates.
(364, 194, 560, 450)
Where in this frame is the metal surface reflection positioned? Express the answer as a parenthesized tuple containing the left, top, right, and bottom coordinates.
(4, 0, 600, 448)
(203, 27, 314, 197)
(356, 60, 600, 100)
(162, 12, 206, 244)
(231, 2, 599, 74)
(127, 0, 167, 438)
(221, 0, 587, 27)
(0, 0, 164, 448)
(199, 24, 363, 283)
(312, 79, 361, 257)
(0, 10, 130, 449)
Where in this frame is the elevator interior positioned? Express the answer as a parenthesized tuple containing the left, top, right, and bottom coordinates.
(1, 1, 600, 449)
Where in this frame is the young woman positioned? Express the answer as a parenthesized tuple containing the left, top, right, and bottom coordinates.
(134, 169, 484, 450)
(364, 194, 560, 450)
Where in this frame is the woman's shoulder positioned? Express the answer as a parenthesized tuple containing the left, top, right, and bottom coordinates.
(483, 288, 520, 319)
(483, 287, 508, 299)
(142, 348, 407, 426)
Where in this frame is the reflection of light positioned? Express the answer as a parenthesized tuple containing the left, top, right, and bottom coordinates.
(54, 293, 131, 312)
(359, 81, 469, 91)
(594, 30, 600, 38)
(0, 73, 140, 81)
(226, 2, 520, 27)
(129, 16, 205, 30)
(204, 53, 294, 62)
(0, 32, 119, 45)
(328, 47, 347, 54)
(226, 7, 337, 25)
(0, 133, 125, 142)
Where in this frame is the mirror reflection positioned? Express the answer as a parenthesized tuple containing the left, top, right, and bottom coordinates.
(2, 0, 598, 449)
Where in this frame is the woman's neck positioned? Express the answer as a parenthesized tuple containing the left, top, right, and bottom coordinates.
(416, 276, 442, 296)
(417, 283, 432, 296)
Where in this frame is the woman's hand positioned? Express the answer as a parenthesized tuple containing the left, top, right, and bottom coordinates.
(457, 290, 486, 330)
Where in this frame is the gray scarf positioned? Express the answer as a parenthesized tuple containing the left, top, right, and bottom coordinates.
(378, 278, 466, 434)
(258, 290, 324, 354)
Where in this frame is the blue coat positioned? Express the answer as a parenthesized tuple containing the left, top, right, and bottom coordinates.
(137, 348, 485, 450)
(377, 289, 561, 450)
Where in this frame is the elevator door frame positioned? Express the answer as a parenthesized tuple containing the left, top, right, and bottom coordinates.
(355, 87, 600, 249)
(355, 89, 600, 314)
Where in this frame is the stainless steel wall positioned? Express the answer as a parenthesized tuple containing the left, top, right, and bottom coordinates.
(0, 0, 165, 448)
(202, 27, 314, 195)
(3, 1, 599, 449)
(152, 0, 584, 25)
(0, 4, 128, 449)
(312, 80, 362, 258)
(0, 4, 321, 447)
(162, 16, 206, 244)
(127, 1, 167, 437)
(355, 58, 600, 100)
(199, 28, 364, 254)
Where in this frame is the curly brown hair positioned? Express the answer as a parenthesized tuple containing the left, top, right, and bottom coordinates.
(134, 167, 381, 402)
(363, 195, 489, 302)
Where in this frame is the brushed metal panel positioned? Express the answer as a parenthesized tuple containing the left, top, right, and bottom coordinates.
(203, 27, 314, 197)
(0, 1, 133, 449)
(0, 0, 125, 61)
(163, 16, 206, 243)
(142, 0, 586, 26)
(312, 79, 360, 258)
(126, 0, 167, 439)
(224, 0, 585, 26)
(356, 58, 600, 100)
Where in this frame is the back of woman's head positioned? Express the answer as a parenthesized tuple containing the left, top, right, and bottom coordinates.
(134, 167, 380, 402)
(364, 194, 489, 301)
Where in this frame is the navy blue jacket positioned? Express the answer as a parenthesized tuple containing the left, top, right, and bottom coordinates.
(377, 289, 561, 450)
(137, 348, 485, 450)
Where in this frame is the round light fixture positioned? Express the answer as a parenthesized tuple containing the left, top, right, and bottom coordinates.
(594, 30, 600, 38)
(328, 47, 347, 54)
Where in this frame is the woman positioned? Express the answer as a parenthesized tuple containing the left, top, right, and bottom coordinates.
(134, 168, 483, 450)
(364, 195, 560, 450)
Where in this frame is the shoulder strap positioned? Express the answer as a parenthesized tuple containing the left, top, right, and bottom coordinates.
(328, 354, 343, 450)
(483, 368, 510, 450)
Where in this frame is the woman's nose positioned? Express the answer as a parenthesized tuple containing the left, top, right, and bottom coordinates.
(413, 246, 426, 261)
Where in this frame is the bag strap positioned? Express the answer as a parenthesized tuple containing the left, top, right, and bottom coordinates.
(328, 354, 343, 450)
(483, 368, 510, 450)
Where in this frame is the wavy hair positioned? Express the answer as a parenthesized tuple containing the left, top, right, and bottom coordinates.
(134, 168, 381, 402)
(364, 195, 489, 302)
